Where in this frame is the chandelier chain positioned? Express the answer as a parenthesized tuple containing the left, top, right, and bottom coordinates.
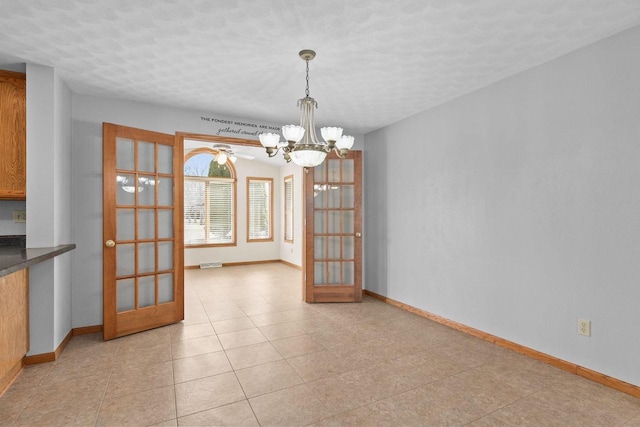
(305, 59, 310, 97)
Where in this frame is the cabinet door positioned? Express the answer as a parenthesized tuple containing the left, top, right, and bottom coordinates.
(0, 70, 26, 200)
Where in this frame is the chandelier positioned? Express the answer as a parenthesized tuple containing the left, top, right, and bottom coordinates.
(258, 49, 354, 167)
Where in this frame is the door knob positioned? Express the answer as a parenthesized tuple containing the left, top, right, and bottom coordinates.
(105, 240, 116, 248)
(355, 232, 362, 238)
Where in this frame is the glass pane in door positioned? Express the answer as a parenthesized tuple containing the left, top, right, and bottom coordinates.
(158, 210, 174, 238)
(116, 278, 135, 312)
(116, 244, 135, 276)
(116, 138, 134, 170)
(117, 209, 135, 241)
(138, 141, 155, 172)
(117, 174, 137, 205)
(158, 273, 174, 303)
(139, 275, 155, 308)
(158, 144, 173, 174)
(138, 209, 155, 240)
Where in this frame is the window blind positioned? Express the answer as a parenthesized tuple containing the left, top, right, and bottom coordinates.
(248, 179, 271, 240)
(209, 181, 234, 243)
(284, 176, 293, 242)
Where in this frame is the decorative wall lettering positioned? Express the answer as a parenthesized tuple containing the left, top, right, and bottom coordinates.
(200, 115, 280, 137)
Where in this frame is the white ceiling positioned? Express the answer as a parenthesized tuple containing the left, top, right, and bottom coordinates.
(1, 0, 640, 135)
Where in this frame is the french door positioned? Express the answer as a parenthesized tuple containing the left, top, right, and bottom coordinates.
(103, 124, 184, 340)
(304, 151, 362, 302)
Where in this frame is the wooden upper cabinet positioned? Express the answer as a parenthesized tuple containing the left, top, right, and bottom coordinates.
(0, 70, 26, 200)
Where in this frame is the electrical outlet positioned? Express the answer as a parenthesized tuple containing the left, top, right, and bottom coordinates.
(578, 319, 591, 337)
(13, 210, 26, 223)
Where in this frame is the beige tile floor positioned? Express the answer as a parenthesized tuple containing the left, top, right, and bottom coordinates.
(1, 263, 640, 426)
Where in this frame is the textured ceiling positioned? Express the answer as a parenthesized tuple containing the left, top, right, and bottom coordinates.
(1, 0, 640, 135)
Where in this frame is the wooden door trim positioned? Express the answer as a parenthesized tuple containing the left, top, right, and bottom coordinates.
(102, 123, 117, 339)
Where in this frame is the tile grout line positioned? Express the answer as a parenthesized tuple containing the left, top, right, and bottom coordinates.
(170, 338, 179, 426)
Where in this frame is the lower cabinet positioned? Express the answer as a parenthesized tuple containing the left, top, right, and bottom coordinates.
(0, 269, 28, 394)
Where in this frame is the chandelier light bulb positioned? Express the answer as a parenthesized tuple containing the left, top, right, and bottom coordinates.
(321, 127, 343, 142)
(336, 135, 355, 150)
(259, 132, 280, 148)
(282, 125, 304, 142)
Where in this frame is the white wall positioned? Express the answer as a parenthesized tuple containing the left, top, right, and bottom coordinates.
(364, 25, 640, 386)
(53, 70, 72, 348)
(0, 200, 26, 235)
(26, 64, 73, 354)
(184, 156, 282, 266)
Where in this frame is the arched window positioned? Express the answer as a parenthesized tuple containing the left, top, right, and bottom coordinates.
(184, 148, 237, 246)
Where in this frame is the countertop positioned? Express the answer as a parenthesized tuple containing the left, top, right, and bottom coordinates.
(0, 244, 76, 278)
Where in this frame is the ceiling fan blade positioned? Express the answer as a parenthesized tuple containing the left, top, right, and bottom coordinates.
(233, 152, 255, 160)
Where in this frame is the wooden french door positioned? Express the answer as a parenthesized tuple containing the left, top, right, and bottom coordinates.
(103, 123, 184, 340)
(304, 151, 362, 302)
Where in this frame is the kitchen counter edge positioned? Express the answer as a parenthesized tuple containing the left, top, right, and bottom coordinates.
(0, 244, 76, 278)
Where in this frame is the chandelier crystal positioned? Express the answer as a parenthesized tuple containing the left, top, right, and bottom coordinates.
(258, 49, 354, 167)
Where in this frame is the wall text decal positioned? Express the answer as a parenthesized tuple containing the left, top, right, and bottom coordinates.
(200, 115, 280, 137)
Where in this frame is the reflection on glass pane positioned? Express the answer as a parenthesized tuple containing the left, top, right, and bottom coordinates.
(328, 211, 340, 233)
(116, 138, 134, 171)
(342, 185, 354, 209)
(116, 244, 135, 276)
(342, 211, 354, 234)
(314, 211, 326, 234)
(314, 185, 326, 208)
(314, 237, 326, 260)
(328, 262, 341, 285)
(158, 273, 174, 303)
(158, 241, 173, 271)
(139, 275, 155, 308)
(158, 144, 172, 174)
(138, 175, 155, 206)
(116, 173, 136, 205)
(328, 159, 340, 182)
(117, 209, 135, 241)
(328, 186, 341, 208)
(159, 177, 173, 206)
(314, 161, 326, 182)
(328, 236, 340, 259)
(314, 262, 326, 285)
(158, 209, 173, 239)
(138, 209, 155, 240)
(138, 141, 155, 172)
(138, 242, 155, 274)
(343, 236, 354, 259)
(116, 279, 135, 312)
(342, 262, 354, 284)
(342, 159, 354, 182)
